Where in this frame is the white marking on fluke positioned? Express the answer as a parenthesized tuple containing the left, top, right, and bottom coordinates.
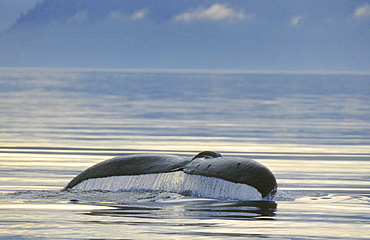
(72, 171, 263, 200)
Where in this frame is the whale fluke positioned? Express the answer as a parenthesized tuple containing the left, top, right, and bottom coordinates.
(64, 151, 277, 200)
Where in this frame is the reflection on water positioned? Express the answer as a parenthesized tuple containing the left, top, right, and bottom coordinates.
(0, 68, 370, 239)
(82, 199, 277, 220)
(2, 189, 277, 220)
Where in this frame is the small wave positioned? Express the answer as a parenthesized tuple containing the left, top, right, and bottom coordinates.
(2, 189, 328, 203)
(275, 190, 328, 201)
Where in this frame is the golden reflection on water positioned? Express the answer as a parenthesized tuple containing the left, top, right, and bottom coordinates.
(2, 139, 370, 154)
(1, 140, 369, 192)
(0, 203, 114, 211)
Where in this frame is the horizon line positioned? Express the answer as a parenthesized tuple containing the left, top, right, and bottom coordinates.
(1, 67, 370, 76)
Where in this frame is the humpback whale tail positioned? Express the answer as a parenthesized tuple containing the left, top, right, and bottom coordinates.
(64, 151, 277, 201)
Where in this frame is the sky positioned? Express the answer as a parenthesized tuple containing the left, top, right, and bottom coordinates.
(0, 0, 369, 71)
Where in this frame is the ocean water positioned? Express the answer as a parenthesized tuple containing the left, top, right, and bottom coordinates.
(0, 68, 369, 239)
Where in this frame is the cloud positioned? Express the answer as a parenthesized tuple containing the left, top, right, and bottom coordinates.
(106, 10, 124, 21)
(289, 16, 303, 26)
(66, 10, 88, 24)
(354, 4, 370, 18)
(131, 9, 148, 20)
(174, 4, 250, 22)
(105, 9, 147, 21)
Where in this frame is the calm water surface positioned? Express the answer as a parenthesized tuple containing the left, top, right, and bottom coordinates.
(0, 68, 369, 239)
